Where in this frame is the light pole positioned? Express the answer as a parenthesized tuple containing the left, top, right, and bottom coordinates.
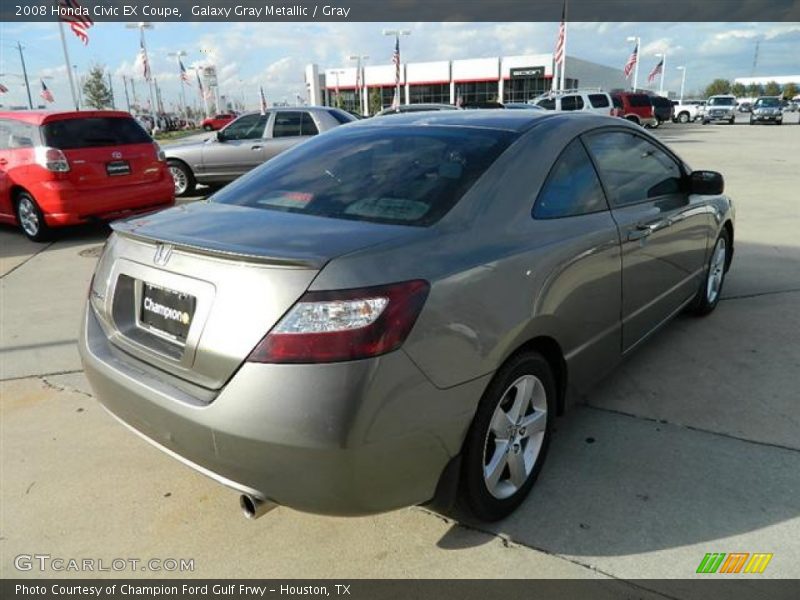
(626, 36, 641, 92)
(676, 66, 687, 104)
(73, 65, 83, 109)
(126, 22, 156, 122)
(348, 54, 369, 115)
(383, 29, 410, 107)
(654, 51, 667, 95)
(168, 50, 189, 117)
(330, 69, 346, 108)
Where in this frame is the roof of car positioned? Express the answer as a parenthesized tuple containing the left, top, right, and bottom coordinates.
(0, 110, 134, 125)
(350, 108, 565, 132)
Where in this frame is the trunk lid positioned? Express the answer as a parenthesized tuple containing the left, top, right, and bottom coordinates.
(91, 202, 420, 390)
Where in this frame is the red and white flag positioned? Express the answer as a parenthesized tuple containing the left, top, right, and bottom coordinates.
(179, 58, 190, 84)
(553, 3, 566, 66)
(40, 80, 54, 103)
(58, 0, 93, 46)
(647, 59, 664, 84)
(138, 35, 151, 81)
(623, 43, 639, 78)
(392, 36, 400, 87)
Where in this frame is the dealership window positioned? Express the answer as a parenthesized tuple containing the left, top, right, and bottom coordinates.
(504, 77, 578, 103)
(455, 81, 499, 106)
(409, 83, 450, 104)
(326, 89, 359, 113)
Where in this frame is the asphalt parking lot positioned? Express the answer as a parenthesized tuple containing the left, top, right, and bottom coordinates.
(1, 116, 799, 590)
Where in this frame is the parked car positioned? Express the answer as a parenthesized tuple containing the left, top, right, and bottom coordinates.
(649, 95, 674, 126)
(80, 110, 735, 522)
(201, 113, 237, 131)
(534, 90, 615, 116)
(702, 95, 737, 124)
(610, 92, 658, 127)
(749, 97, 784, 125)
(737, 102, 753, 113)
(0, 110, 174, 241)
(671, 100, 702, 123)
(166, 107, 356, 196)
(376, 103, 458, 116)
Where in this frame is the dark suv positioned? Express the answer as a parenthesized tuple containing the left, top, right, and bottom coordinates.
(611, 93, 657, 127)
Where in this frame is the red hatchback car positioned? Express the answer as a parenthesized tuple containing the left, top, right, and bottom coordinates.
(201, 113, 236, 131)
(0, 110, 174, 241)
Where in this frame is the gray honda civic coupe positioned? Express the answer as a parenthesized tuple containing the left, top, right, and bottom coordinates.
(79, 110, 734, 522)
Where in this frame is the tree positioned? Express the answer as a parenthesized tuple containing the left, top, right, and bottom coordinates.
(82, 65, 113, 109)
(783, 82, 798, 100)
(763, 80, 781, 96)
(730, 82, 746, 98)
(369, 88, 382, 115)
(746, 83, 763, 98)
(704, 79, 731, 97)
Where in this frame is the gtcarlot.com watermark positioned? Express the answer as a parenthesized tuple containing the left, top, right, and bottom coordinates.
(14, 553, 195, 573)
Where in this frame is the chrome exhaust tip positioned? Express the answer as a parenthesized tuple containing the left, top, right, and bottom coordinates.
(239, 494, 278, 520)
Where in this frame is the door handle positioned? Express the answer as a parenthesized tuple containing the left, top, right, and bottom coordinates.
(0, 158, 7, 166)
(627, 222, 660, 242)
(250, 145, 262, 150)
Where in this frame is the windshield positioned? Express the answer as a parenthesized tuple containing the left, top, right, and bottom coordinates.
(708, 97, 735, 106)
(212, 126, 516, 227)
(754, 98, 781, 107)
(42, 117, 151, 149)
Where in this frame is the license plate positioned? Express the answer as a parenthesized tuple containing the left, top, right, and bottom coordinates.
(141, 283, 196, 341)
(106, 160, 131, 176)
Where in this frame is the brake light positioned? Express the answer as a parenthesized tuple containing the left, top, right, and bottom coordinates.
(34, 146, 70, 172)
(248, 280, 430, 363)
(153, 142, 166, 162)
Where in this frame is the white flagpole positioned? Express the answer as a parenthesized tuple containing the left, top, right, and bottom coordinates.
(58, 22, 79, 110)
(560, 4, 567, 91)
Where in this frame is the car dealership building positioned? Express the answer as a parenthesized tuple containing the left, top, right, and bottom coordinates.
(305, 54, 629, 115)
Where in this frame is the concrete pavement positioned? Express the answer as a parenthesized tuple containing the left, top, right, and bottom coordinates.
(1, 120, 798, 588)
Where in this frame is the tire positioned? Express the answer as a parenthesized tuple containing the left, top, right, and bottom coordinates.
(776, 120, 782, 126)
(688, 229, 730, 316)
(749, 117, 755, 125)
(203, 124, 213, 131)
(15, 191, 51, 242)
(729, 118, 735, 125)
(459, 352, 555, 521)
(678, 112, 690, 124)
(168, 160, 196, 197)
(702, 119, 709, 125)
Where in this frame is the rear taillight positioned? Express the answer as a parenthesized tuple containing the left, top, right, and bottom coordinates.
(248, 280, 430, 364)
(34, 146, 69, 172)
(153, 142, 166, 162)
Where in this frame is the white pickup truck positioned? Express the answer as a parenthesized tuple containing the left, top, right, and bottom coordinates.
(671, 100, 704, 124)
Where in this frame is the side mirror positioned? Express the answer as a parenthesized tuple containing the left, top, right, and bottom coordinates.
(216, 130, 226, 142)
(689, 170, 724, 195)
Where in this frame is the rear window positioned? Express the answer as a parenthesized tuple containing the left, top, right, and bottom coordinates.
(536, 98, 556, 110)
(560, 95, 584, 111)
(589, 94, 610, 108)
(708, 97, 735, 106)
(627, 95, 652, 108)
(327, 108, 357, 124)
(41, 117, 151, 149)
(212, 126, 515, 227)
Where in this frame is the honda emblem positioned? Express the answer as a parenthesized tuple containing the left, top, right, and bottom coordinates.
(111, 151, 123, 159)
(153, 243, 173, 266)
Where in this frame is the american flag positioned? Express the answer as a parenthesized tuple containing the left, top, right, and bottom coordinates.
(623, 43, 639, 78)
(179, 58, 190, 84)
(58, 0, 93, 46)
(138, 35, 151, 81)
(647, 59, 664, 84)
(392, 36, 400, 86)
(0, 82, 8, 94)
(553, 3, 566, 66)
(259, 86, 268, 114)
(40, 80, 54, 103)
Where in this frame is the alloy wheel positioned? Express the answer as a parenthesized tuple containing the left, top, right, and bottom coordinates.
(170, 164, 188, 195)
(706, 236, 727, 304)
(483, 374, 548, 500)
(17, 197, 40, 237)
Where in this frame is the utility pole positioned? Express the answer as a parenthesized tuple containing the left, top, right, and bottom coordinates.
(751, 40, 760, 77)
(73, 65, 83, 109)
(58, 24, 80, 109)
(16, 42, 33, 109)
(168, 50, 189, 118)
(122, 75, 131, 111)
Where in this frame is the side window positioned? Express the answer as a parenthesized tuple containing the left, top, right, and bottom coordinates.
(589, 94, 610, 108)
(560, 95, 584, 111)
(300, 112, 319, 136)
(221, 114, 268, 140)
(272, 112, 304, 138)
(612, 96, 623, 109)
(536, 98, 556, 110)
(0, 120, 14, 150)
(585, 131, 683, 207)
(533, 139, 608, 219)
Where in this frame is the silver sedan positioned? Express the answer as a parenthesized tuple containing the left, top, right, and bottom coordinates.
(166, 106, 356, 196)
(80, 111, 734, 521)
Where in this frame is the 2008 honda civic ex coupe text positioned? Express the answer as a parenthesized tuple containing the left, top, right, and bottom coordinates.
(79, 111, 734, 522)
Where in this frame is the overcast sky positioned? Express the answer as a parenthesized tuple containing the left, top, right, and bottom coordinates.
(1, 21, 798, 109)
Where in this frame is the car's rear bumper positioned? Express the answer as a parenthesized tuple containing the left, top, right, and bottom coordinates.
(32, 177, 175, 227)
(79, 304, 486, 515)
